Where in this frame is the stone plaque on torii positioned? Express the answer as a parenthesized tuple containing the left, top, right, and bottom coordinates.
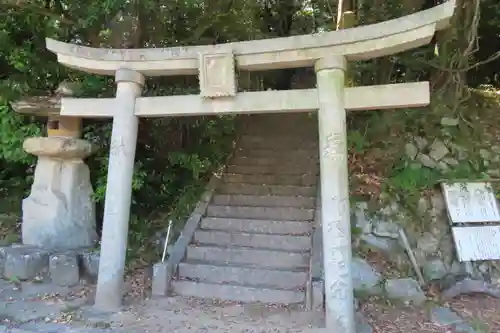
(15, 1, 456, 331)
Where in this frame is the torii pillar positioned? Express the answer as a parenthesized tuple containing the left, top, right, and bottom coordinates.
(94, 69, 145, 310)
(315, 56, 353, 331)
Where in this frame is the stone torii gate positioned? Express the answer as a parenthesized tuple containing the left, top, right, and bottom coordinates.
(43, 1, 455, 330)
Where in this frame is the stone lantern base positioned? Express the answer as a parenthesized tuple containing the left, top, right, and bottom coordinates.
(21, 137, 97, 250)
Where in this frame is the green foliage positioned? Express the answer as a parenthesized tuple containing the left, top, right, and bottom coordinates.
(0, 104, 40, 163)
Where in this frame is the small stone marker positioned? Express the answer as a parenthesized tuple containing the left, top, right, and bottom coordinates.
(49, 252, 80, 286)
(442, 181, 500, 262)
(152, 262, 170, 296)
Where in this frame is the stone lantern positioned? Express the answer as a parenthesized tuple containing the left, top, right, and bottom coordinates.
(11, 82, 98, 250)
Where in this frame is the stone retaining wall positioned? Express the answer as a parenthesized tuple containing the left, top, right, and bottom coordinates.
(0, 245, 99, 287)
(351, 187, 500, 303)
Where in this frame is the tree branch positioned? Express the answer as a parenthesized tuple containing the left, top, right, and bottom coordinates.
(0, 1, 75, 25)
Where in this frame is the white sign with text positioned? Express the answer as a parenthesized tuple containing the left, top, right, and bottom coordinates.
(442, 182, 500, 224)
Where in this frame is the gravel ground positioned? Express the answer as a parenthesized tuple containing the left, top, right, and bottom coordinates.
(2, 267, 499, 333)
(360, 296, 498, 333)
(110, 297, 325, 333)
(104, 294, 497, 333)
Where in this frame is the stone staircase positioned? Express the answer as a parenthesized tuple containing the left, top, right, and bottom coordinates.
(171, 113, 320, 305)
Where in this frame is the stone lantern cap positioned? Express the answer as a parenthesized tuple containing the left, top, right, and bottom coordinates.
(10, 96, 61, 117)
(10, 81, 83, 116)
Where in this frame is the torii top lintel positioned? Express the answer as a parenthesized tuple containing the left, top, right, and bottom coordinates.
(46, 0, 455, 76)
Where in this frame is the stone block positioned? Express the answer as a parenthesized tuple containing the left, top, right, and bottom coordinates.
(151, 262, 169, 297)
(417, 153, 437, 168)
(352, 257, 382, 295)
(404, 143, 418, 160)
(0, 246, 7, 275)
(429, 139, 449, 161)
(441, 117, 459, 126)
(423, 258, 448, 281)
(385, 278, 426, 305)
(80, 250, 100, 282)
(3, 246, 50, 280)
(373, 220, 400, 239)
(311, 226, 324, 280)
(430, 306, 463, 326)
(311, 280, 324, 310)
(355, 312, 373, 333)
(360, 234, 401, 259)
(49, 252, 80, 286)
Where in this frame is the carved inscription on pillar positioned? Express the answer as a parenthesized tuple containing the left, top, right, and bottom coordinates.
(198, 51, 236, 98)
(320, 119, 352, 331)
(324, 243, 350, 331)
(323, 132, 347, 159)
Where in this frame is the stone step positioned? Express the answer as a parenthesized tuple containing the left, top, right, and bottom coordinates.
(226, 164, 319, 175)
(223, 173, 317, 186)
(239, 129, 317, 137)
(230, 156, 319, 167)
(200, 217, 312, 235)
(211, 194, 315, 208)
(178, 261, 307, 289)
(218, 183, 316, 197)
(186, 245, 309, 269)
(172, 280, 304, 304)
(241, 112, 315, 121)
(234, 148, 318, 159)
(206, 205, 314, 221)
(242, 116, 316, 124)
(237, 135, 318, 149)
(241, 118, 316, 128)
(193, 230, 311, 251)
(237, 142, 318, 152)
(241, 120, 317, 132)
